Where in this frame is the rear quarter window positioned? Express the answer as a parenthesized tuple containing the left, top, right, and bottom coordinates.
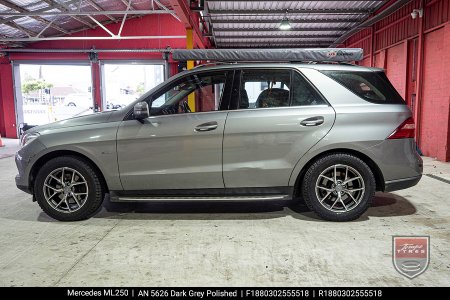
(321, 70, 405, 104)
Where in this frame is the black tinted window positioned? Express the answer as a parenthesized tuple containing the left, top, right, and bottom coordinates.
(240, 69, 291, 109)
(321, 71, 405, 104)
(291, 72, 327, 106)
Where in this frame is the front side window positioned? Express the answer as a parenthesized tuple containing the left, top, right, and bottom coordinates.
(239, 69, 291, 109)
(150, 72, 227, 115)
(321, 70, 405, 104)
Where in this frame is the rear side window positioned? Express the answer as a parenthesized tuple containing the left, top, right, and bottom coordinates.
(291, 71, 327, 106)
(321, 70, 405, 104)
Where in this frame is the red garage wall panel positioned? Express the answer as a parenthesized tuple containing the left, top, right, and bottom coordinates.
(344, 0, 450, 161)
(385, 43, 407, 99)
(420, 26, 450, 160)
(0, 60, 16, 138)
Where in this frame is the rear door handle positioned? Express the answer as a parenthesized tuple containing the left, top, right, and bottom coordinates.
(195, 121, 218, 132)
(300, 116, 324, 127)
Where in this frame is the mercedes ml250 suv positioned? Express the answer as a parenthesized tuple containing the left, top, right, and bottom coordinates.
(15, 49, 423, 222)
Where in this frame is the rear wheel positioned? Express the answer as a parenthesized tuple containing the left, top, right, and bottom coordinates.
(34, 156, 104, 221)
(301, 153, 375, 221)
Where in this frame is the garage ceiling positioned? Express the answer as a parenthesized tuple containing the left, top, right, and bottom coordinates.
(205, 0, 388, 48)
(0, 0, 176, 47)
(0, 0, 389, 49)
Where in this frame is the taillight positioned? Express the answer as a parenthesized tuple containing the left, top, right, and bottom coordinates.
(388, 117, 415, 139)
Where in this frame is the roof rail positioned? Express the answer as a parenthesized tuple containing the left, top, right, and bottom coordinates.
(172, 48, 363, 63)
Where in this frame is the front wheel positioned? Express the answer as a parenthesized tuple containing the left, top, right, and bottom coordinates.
(301, 153, 376, 221)
(34, 156, 105, 221)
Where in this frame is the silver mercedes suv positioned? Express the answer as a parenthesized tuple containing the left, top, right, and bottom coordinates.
(15, 62, 423, 222)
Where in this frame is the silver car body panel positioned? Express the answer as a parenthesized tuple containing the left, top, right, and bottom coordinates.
(223, 106, 335, 187)
(117, 111, 228, 190)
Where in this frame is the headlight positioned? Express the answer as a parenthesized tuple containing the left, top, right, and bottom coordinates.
(20, 132, 40, 148)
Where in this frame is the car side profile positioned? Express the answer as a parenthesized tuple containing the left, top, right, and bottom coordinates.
(15, 54, 423, 222)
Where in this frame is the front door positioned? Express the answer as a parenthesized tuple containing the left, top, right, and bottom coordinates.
(223, 68, 335, 188)
(117, 70, 232, 190)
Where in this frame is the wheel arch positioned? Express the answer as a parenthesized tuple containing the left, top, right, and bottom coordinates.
(293, 148, 385, 198)
(29, 150, 109, 194)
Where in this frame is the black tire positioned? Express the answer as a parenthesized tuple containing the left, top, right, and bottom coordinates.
(301, 153, 376, 222)
(34, 156, 105, 221)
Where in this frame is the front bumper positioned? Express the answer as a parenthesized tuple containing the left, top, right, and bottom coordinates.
(15, 174, 32, 194)
(384, 175, 422, 192)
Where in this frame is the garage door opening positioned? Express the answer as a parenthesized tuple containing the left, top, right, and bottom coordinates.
(15, 63, 93, 127)
(101, 62, 164, 111)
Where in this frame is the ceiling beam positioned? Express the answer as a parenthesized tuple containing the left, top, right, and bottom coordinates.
(209, 18, 361, 24)
(0, 10, 176, 17)
(0, 0, 69, 34)
(213, 34, 340, 40)
(213, 28, 349, 32)
(209, 9, 374, 15)
(41, 0, 95, 29)
(85, 0, 117, 22)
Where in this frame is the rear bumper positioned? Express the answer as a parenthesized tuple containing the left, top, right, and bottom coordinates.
(384, 175, 422, 192)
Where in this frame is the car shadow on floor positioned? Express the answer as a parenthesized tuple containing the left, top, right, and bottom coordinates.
(92, 192, 417, 222)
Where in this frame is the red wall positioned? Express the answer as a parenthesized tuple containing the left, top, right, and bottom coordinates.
(0, 59, 16, 138)
(0, 15, 186, 138)
(344, 0, 450, 161)
(420, 26, 450, 160)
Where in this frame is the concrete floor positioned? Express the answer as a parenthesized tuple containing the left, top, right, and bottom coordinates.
(0, 139, 449, 286)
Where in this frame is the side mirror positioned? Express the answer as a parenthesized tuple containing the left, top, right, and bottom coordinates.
(133, 101, 149, 120)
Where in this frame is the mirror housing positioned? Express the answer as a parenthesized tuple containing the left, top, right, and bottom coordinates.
(134, 101, 149, 120)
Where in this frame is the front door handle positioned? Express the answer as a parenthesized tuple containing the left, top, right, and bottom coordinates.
(194, 121, 218, 132)
(300, 116, 324, 127)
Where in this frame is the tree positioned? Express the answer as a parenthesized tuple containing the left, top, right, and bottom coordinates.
(22, 80, 53, 94)
(136, 82, 145, 95)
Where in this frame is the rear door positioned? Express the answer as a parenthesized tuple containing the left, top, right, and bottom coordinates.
(222, 68, 335, 188)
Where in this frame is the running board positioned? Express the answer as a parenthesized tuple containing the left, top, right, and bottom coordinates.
(110, 194, 290, 202)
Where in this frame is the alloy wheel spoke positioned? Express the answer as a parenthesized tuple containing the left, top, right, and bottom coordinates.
(64, 197, 71, 212)
(334, 165, 337, 183)
(345, 166, 348, 181)
(338, 193, 348, 211)
(71, 170, 76, 184)
(71, 193, 81, 207)
(345, 187, 364, 192)
(343, 176, 362, 185)
(320, 191, 331, 203)
(319, 174, 334, 182)
(61, 167, 65, 183)
(330, 198, 338, 210)
(71, 182, 86, 186)
(345, 191, 359, 204)
(44, 184, 61, 192)
(317, 186, 334, 192)
(49, 175, 62, 184)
